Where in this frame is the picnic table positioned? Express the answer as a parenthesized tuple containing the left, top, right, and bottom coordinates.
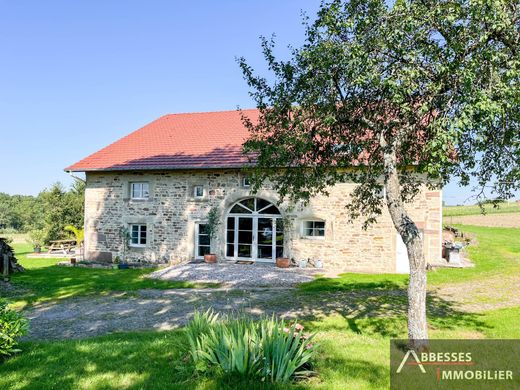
(47, 240, 77, 255)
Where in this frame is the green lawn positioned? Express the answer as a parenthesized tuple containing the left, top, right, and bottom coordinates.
(299, 225, 520, 291)
(1, 226, 518, 389)
(443, 201, 520, 217)
(7, 243, 218, 309)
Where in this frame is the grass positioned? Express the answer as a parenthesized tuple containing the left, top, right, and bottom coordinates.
(6, 243, 219, 309)
(299, 225, 520, 291)
(443, 201, 520, 217)
(0, 226, 518, 389)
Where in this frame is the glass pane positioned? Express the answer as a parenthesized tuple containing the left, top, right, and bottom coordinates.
(198, 245, 210, 257)
(238, 230, 253, 244)
(315, 221, 325, 229)
(132, 225, 139, 234)
(199, 234, 210, 246)
(227, 217, 235, 229)
(258, 245, 273, 259)
(304, 228, 314, 236)
(199, 224, 209, 235)
(240, 198, 255, 211)
(256, 198, 271, 211)
(304, 221, 314, 230)
(238, 244, 251, 258)
(230, 204, 251, 214)
(226, 230, 234, 243)
(275, 246, 284, 258)
(131, 236, 138, 244)
(257, 218, 273, 245)
(259, 205, 280, 215)
(275, 231, 284, 245)
(238, 218, 253, 230)
(140, 230, 147, 242)
(315, 229, 325, 237)
(226, 244, 235, 257)
(142, 183, 149, 198)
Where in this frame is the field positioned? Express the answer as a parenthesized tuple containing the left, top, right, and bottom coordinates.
(1, 221, 519, 389)
(443, 201, 520, 217)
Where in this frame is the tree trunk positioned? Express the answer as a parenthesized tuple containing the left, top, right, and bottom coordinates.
(383, 146, 429, 350)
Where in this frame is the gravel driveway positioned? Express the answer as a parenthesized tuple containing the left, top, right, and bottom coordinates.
(149, 262, 322, 287)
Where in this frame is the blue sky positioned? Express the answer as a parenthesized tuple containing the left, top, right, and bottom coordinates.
(0, 1, 515, 204)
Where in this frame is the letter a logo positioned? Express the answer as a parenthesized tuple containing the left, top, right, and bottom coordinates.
(396, 350, 426, 373)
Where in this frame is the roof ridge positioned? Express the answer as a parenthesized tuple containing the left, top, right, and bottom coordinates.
(163, 107, 257, 117)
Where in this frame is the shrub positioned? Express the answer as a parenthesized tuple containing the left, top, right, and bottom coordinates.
(185, 310, 317, 383)
(0, 299, 29, 358)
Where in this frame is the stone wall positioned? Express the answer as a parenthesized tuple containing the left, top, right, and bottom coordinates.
(84, 170, 442, 273)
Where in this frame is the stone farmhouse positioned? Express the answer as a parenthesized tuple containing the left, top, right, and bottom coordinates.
(66, 109, 442, 273)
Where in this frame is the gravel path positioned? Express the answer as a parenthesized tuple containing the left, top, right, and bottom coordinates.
(24, 288, 294, 340)
(149, 262, 323, 287)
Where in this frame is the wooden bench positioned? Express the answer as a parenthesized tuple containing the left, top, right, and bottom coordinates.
(47, 240, 77, 255)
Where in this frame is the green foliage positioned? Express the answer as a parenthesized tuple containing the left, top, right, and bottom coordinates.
(186, 310, 317, 383)
(26, 229, 46, 248)
(0, 299, 28, 358)
(0, 181, 84, 244)
(239, 0, 519, 224)
(64, 225, 84, 244)
(206, 206, 221, 241)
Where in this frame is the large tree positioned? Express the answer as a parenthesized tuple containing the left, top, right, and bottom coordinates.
(239, 0, 519, 347)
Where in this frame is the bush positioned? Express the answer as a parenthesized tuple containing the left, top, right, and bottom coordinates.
(185, 310, 317, 383)
(0, 299, 29, 358)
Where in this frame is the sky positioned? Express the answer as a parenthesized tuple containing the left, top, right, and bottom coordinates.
(0, 0, 516, 205)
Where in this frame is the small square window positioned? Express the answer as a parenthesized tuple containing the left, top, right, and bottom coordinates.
(131, 182, 149, 199)
(129, 224, 147, 246)
(242, 177, 251, 187)
(193, 185, 204, 198)
(302, 220, 325, 238)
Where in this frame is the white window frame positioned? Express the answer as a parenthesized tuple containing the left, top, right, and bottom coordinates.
(130, 182, 150, 200)
(301, 220, 326, 239)
(193, 185, 204, 198)
(129, 224, 147, 247)
(195, 222, 211, 259)
(242, 176, 251, 188)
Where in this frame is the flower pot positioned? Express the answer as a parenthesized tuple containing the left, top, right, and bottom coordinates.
(314, 259, 323, 268)
(276, 257, 290, 268)
(204, 254, 217, 263)
(299, 259, 308, 268)
(118, 263, 129, 269)
(112, 264, 119, 269)
(33, 247, 41, 253)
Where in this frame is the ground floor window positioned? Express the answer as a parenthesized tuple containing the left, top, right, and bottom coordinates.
(196, 223, 211, 258)
(130, 224, 147, 246)
(302, 220, 325, 238)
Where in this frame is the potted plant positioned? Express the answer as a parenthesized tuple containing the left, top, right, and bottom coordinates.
(204, 206, 220, 263)
(118, 227, 131, 269)
(276, 215, 293, 268)
(27, 229, 45, 253)
(112, 256, 121, 269)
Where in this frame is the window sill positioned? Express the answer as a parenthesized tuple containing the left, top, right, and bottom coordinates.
(129, 245, 147, 249)
(300, 236, 326, 240)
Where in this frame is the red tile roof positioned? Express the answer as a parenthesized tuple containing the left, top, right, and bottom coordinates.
(65, 109, 259, 172)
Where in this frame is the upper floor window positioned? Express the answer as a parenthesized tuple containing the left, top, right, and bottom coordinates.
(193, 185, 204, 198)
(129, 224, 147, 247)
(302, 220, 325, 238)
(242, 176, 251, 188)
(131, 182, 149, 199)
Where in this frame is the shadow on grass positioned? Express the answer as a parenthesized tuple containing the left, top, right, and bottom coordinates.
(9, 264, 219, 307)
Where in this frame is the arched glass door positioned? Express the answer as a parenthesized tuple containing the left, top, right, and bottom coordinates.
(226, 198, 283, 262)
